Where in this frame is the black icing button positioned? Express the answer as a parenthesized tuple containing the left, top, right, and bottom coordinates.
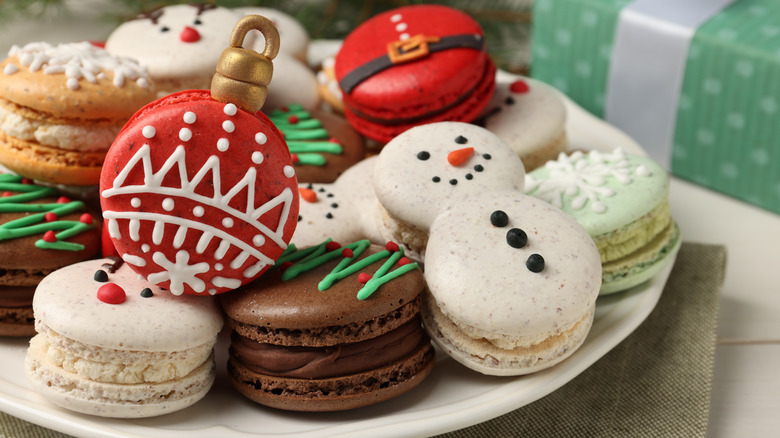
(140, 288, 154, 298)
(432, 176, 441, 183)
(93, 270, 109, 283)
(417, 151, 430, 160)
(474, 164, 484, 172)
(490, 210, 509, 227)
(526, 254, 545, 273)
(506, 228, 527, 248)
(449, 179, 458, 185)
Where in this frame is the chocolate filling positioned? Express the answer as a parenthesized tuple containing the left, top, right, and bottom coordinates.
(230, 318, 426, 379)
(0, 285, 35, 308)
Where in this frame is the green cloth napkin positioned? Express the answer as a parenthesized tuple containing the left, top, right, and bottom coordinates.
(0, 242, 726, 438)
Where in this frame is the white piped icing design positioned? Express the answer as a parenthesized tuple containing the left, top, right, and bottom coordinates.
(7, 41, 150, 90)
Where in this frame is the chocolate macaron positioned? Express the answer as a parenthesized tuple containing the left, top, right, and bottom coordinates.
(219, 239, 434, 411)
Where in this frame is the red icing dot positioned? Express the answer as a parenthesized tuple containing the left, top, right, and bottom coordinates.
(279, 261, 293, 272)
(385, 241, 400, 252)
(325, 241, 342, 251)
(281, 106, 289, 112)
(288, 115, 300, 124)
(56, 196, 70, 204)
(358, 272, 372, 284)
(509, 80, 529, 94)
(341, 248, 354, 258)
(20, 178, 32, 184)
(1, 191, 11, 197)
(179, 26, 201, 43)
(97, 283, 126, 304)
(291, 153, 300, 163)
(79, 213, 94, 224)
(42, 230, 57, 242)
(329, 137, 341, 145)
(44, 212, 57, 222)
(398, 257, 412, 266)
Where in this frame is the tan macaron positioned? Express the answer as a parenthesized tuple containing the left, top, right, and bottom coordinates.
(0, 41, 156, 186)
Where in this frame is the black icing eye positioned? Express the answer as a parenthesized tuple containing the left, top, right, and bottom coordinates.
(318, 188, 326, 193)
(505, 96, 516, 105)
(432, 176, 440, 183)
(417, 151, 430, 160)
(465, 173, 473, 180)
(455, 135, 468, 144)
(326, 213, 333, 219)
(194, 19, 202, 25)
(331, 203, 338, 208)
(483, 154, 492, 160)
(160, 26, 170, 32)
(449, 179, 458, 185)
(506, 228, 527, 248)
(94, 270, 108, 282)
(140, 288, 154, 298)
(490, 210, 509, 227)
(474, 164, 484, 172)
(526, 254, 545, 273)
(298, 215, 302, 222)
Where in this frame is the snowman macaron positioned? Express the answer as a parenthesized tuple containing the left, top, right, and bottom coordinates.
(372, 122, 526, 259)
(422, 190, 602, 375)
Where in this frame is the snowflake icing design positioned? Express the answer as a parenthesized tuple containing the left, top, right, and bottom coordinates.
(148, 250, 210, 295)
(7, 41, 150, 90)
(525, 149, 651, 214)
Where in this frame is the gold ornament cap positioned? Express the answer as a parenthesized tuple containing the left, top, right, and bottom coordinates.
(211, 15, 280, 113)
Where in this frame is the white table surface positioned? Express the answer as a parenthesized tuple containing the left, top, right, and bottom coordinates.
(1, 3, 779, 436)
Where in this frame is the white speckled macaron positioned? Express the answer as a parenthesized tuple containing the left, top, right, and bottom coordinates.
(25, 258, 223, 418)
(525, 149, 681, 294)
(422, 190, 602, 376)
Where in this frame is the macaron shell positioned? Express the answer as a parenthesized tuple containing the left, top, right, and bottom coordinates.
(33, 258, 223, 351)
(424, 191, 601, 344)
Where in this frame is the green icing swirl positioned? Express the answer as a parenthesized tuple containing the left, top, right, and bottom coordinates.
(269, 104, 343, 167)
(274, 239, 420, 300)
(0, 174, 95, 251)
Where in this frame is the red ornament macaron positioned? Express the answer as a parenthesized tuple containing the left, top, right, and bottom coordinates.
(100, 15, 299, 296)
(334, 5, 496, 143)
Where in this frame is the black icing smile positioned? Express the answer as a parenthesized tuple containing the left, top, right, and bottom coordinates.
(423, 152, 492, 185)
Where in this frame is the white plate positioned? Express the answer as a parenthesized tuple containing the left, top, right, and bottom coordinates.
(0, 81, 671, 437)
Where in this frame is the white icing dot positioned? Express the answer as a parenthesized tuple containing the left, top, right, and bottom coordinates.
(636, 165, 651, 177)
(253, 234, 265, 246)
(162, 198, 174, 211)
(255, 132, 267, 144)
(3, 64, 18, 75)
(130, 197, 141, 208)
(136, 77, 149, 88)
(217, 138, 230, 152)
(223, 120, 235, 133)
(390, 13, 402, 22)
(141, 244, 150, 253)
(222, 217, 234, 228)
(283, 165, 295, 178)
(179, 128, 193, 141)
(193, 206, 205, 217)
(224, 103, 238, 116)
(252, 151, 264, 164)
(395, 23, 408, 32)
(183, 111, 197, 124)
(215, 263, 223, 271)
(208, 288, 217, 295)
(400, 33, 410, 41)
(66, 77, 79, 90)
(142, 126, 156, 138)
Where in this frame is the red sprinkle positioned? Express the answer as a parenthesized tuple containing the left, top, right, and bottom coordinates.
(44, 212, 57, 222)
(325, 241, 342, 251)
(509, 79, 529, 94)
(341, 248, 354, 258)
(42, 230, 57, 242)
(299, 187, 317, 203)
(281, 106, 289, 112)
(79, 213, 94, 224)
(398, 257, 412, 266)
(385, 241, 400, 252)
(358, 273, 372, 284)
(291, 153, 299, 163)
(279, 261, 294, 272)
(288, 115, 300, 124)
(97, 283, 126, 305)
(56, 196, 70, 204)
(1, 191, 11, 197)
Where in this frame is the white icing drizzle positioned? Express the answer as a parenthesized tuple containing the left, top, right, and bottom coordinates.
(7, 41, 150, 90)
(525, 148, 650, 214)
(122, 254, 147, 267)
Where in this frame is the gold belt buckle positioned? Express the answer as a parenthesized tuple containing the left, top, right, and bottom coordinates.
(387, 34, 441, 64)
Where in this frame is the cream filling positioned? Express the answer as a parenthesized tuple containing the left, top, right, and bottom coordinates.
(0, 103, 121, 152)
(594, 201, 672, 264)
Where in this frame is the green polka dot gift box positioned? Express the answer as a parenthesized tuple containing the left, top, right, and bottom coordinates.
(532, 0, 780, 215)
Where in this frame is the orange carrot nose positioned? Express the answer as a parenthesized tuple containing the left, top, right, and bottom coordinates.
(180, 26, 201, 43)
(299, 187, 318, 203)
(447, 147, 474, 167)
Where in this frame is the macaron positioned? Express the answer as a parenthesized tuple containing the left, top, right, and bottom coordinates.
(0, 173, 101, 336)
(335, 5, 496, 143)
(294, 156, 383, 248)
(372, 121, 525, 259)
(25, 257, 224, 417)
(316, 56, 344, 114)
(423, 190, 602, 375)
(475, 76, 568, 171)
(267, 104, 365, 183)
(104, 4, 244, 96)
(0, 41, 156, 186)
(525, 149, 681, 294)
(219, 239, 434, 411)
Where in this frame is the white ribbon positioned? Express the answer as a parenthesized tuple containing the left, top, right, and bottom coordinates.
(605, 0, 737, 169)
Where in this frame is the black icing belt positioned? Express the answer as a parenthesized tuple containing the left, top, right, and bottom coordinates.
(338, 33, 485, 94)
